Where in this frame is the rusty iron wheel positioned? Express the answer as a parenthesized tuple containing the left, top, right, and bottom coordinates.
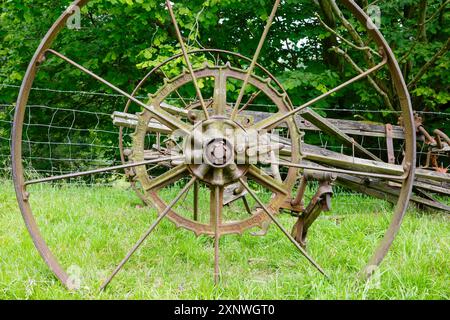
(12, 0, 415, 290)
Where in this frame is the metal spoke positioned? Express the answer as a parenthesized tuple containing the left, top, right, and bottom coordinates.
(238, 178, 328, 278)
(45, 49, 191, 134)
(24, 156, 183, 186)
(144, 164, 188, 191)
(165, 0, 210, 120)
(252, 55, 388, 131)
(247, 165, 288, 195)
(242, 196, 252, 215)
(274, 161, 409, 181)
(100, 177, 197, 291)
(213, 68, 227, 116)
(231, 0, 281, 120)
(159, 69, 189, 108)
(193, 180, 199, 221)
(210, 185, 223, 285)
(239, 90, 262, 113)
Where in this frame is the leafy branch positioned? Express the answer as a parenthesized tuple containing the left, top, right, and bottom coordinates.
(408, 37, 450, 88)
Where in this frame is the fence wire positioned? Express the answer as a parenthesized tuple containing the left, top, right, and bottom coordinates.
(1, 84, 449, 194)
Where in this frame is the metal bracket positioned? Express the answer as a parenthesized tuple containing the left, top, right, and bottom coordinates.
(291, 170, 335, 248)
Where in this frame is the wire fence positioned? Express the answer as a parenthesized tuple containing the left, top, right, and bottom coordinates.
(1, 84, 449, 193)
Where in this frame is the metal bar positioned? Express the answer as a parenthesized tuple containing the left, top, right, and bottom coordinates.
(165, 0, 209, 120)
(416, 168, 450, 183)
(247, 165, 289, 195)
(45, 49, 191, 134)
(337, 173, 450, 213)
(418, 126, 436, 145)
(160, 69, 189, 108)
(300, 143, 407, 177)
(193, 180, 199, 221)
(230, 0, 281, 120)
(274, 160, 408, 180)
(242, 196, 252, 215)
(100, 177, 197, 291)
(254, 55, 388, 130)
(25, 156, 183, 186)
(239, 178, 329, 278)
(211, 185, 223, 285)
(144, 164, 188, 191)
(414, 180, 450, 196)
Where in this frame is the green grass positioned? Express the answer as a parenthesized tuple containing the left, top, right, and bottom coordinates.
(0, 180, 448, 300)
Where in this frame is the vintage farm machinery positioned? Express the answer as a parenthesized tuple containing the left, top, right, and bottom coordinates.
(11, 0, 449, 290)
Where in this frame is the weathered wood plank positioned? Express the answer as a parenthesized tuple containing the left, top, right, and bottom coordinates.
(301, 143, 405, 176)
(415, 168, 450, 183)
(336, 173, 450, 212)
(113, 106, 406, 140)
(243, 109, 406, 139)
(299, 108, 382, 161)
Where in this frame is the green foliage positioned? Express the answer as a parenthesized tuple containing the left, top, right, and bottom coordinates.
(376, 0, 450, 114)
(1, 1, 448, 107)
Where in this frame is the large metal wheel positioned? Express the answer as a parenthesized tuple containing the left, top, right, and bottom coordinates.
(12, 0, 416, 290)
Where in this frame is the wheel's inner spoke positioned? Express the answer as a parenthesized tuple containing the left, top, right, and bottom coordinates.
(213, 70, 228, 116)
(239, 90, 262, 114)
(251, 55, 388, 131)
(247, 164, 289, 195)
(165, 0, 210, 120)
(238, 178, 328, 278)
(193, 180, 200, 221)
(100, 176, 197, 291)
(45, 49, 191, 134)
(231, 0, 281, 120)
(160, 69, 189, 109)
(144, 164, 188, 192)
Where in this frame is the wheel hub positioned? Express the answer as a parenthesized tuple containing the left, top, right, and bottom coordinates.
(205, 138, 233, 168)
(186, 117, 248, 186)
(132, 63, 301, 236)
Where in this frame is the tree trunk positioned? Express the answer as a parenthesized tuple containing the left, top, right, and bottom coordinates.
(417, 0, 428, 42)
(317, 0, 342, 69)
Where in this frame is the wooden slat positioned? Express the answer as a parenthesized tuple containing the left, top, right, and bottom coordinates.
(243, 109, 406, 139)
(113, 106, 406, 140)
(301, 143, 405, 176)
(299, 108, 382, 161)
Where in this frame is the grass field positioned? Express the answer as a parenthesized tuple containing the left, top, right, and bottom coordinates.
(0, 180, 448, 300)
